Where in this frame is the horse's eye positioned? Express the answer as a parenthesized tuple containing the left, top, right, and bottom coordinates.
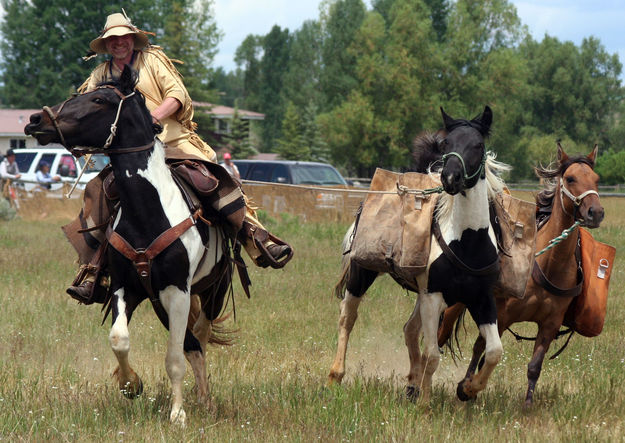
(565, 176, 575, 184)
(92, 97, 104, 105)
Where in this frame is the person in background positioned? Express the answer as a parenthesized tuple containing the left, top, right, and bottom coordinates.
(222, 152, 240, 180)
(35, 161, 61, 189)
(0, 149, 21, 182)
(1, 149, 22, 202)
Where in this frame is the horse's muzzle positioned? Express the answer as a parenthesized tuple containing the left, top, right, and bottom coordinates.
(582, 204, 605, 228)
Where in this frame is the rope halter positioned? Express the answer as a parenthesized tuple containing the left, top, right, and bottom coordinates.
(559, 177, 599, 219)
(42, 85, 136, 153)
(441, 150, 487, 181)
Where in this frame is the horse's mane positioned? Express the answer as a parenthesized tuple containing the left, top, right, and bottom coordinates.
(411, 130, 445, 173)
(435, 152, 511, 226)
(535, 154, 594, 226)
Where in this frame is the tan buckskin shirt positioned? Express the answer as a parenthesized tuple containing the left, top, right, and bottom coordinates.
(79, 47, 216, 163)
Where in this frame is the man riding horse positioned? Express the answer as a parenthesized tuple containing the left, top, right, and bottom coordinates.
(65, 12, 292, 304)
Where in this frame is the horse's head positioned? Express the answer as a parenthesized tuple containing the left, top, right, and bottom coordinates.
(24, 65, 154, 155)
(439, 106, 492, 195)
(557, 142, 604, 228)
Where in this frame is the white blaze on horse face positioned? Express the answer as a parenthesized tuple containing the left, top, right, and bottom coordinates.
(137, 140, 207, 278)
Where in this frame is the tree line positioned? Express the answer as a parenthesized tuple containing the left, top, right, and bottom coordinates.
(2, 0, 624, 182)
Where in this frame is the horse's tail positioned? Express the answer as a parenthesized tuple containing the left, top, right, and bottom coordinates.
(437, 303, 467, 362)
(207, 313, 238, 346)
(334, 258, 351, 299)
(334, 223, 355, 299)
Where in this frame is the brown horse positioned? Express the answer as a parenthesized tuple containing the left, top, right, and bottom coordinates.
(439, 143, 604, 407)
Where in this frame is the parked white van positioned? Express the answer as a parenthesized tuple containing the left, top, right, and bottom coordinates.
(11, 145, 109, 191)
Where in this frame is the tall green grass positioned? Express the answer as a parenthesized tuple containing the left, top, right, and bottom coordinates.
(0, 197, 624, 441)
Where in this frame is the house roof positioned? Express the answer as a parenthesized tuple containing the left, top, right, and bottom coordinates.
(193, 102, 265, 120)
(0, 109, 40, 136)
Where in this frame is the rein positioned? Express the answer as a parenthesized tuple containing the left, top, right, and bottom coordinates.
(42, 85, 144, 155)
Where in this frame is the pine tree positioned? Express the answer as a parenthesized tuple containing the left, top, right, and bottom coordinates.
(301, 103, 329, 162)
(275, 102, 308, 160)
(229, 107, 257, 159)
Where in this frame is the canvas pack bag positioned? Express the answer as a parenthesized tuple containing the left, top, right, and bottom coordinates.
(348, 168, 441, 286)
(491, 192, 537, 299)
(563, 227, 616, 337)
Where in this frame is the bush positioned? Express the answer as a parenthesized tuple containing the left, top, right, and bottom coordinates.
(0, 198, 17, 221)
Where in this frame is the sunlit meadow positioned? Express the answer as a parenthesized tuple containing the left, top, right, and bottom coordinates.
(0, 193, 624, 441)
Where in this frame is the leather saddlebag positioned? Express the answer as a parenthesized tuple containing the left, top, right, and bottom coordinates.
(492, 192, 537, 299)
(348, 168, 440, 283)
(563, 228, 616, 337)
(169, 160, 219, 195)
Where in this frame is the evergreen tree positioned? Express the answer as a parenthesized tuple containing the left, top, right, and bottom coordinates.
(301, 102, 329, 162)
(234, 35, 263, 111)
(257, 25, 291, 151)
(319, 0, 366, 111)
(229, 106, 258, 159)
(275, 102, 308, 160)
(0, 1, 167, 107)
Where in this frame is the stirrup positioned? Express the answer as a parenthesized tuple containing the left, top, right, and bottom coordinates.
(254, 234, 293, 269)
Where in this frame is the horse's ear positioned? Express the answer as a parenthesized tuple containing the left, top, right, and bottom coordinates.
(119, 65, 135, 94)
(472, 106, 492, 135)
(440, 107, 455, 130)
(557, 141, 569, 163)
(587, 144, 598, 165)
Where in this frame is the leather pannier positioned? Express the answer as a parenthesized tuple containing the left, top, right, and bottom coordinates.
(563, 227, 616, 337)
(492, 192, 537, 299)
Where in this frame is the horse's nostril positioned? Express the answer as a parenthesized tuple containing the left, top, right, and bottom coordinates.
(30, 114, 42, 125)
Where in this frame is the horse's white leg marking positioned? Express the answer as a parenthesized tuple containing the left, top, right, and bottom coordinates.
(160, 285, 191, 426)
(328, 290, 362, 384)
(404, 295, 423, 397)
(464, 323, 503, 396)
(419, 291, 446, 401)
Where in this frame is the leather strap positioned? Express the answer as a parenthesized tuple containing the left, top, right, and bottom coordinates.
(106, 208, 202, 300)
(531, 235, 583, 297)
(432, 219, 500, 276)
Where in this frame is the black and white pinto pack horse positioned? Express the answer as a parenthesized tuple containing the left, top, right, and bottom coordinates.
(329, 106, 509, 402)
(25, 66, 231, 425)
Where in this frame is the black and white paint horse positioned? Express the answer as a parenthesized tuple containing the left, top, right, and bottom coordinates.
(25, 66, 231, 425)
(329, 107, 509, 401)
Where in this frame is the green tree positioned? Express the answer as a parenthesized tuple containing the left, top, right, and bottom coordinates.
(257, 25, 291, 151)
(234, 34, 263, 110)
(158, 0, 223, 102)
(301, 102, 330, 162)
(275, 102, 308, 160)
(229, 107, 258, 159)
(319, 0, 367, 111)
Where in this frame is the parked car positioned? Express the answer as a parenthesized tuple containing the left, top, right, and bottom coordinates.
(232, 159, 349, 186)
(12, 145, 110, 191)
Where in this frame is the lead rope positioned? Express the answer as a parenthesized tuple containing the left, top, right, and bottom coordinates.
(534, 220, 581, 257)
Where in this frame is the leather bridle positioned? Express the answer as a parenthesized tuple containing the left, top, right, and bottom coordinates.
(42, 85, 154, 156)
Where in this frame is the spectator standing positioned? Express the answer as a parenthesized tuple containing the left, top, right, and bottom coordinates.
(0, 149, 21, 181)
(222, 152, 240, 180)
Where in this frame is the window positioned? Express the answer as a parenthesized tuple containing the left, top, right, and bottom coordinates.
(270, 164, 289, 183)
(13, 152, 36, 174)
(38, 154, 56, 171)
(291, 165, 346, 185)
(57, 155, 77, 177)
(248, 164, 274, 182)
(10, 139, 26, 149)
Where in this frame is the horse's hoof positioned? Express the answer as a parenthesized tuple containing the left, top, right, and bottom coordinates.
(456, 380, 476, 402)
(170, 408, 186, 427)
(121, 378, 143, 399)
(406, 385, 420, 402)
(327, 372, 344, 386)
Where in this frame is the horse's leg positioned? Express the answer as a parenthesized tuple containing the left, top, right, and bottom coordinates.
(419, 291, 446, 402)
(109, 288, 143, 399)
(185, 294, 211, 405)
(328, 290, 363, 384)
(457, 295, 502, 401)
(524, 322, 560, 407)
(159, 286, 191, 426)
(404, 295, 424, 401)
(328, 262, 377, 385)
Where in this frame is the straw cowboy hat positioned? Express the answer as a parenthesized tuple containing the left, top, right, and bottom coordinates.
(89, 12, 150, 54)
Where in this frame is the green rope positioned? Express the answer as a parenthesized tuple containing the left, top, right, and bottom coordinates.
(534, 220, 581, 257)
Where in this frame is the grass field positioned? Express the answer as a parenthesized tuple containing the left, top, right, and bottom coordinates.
(1, 193, 624, 441)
